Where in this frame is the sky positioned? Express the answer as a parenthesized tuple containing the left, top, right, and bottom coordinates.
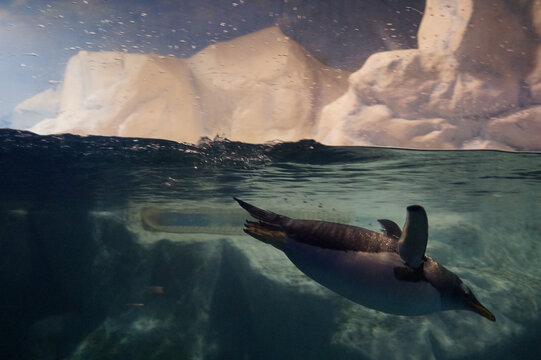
(0, 0, 423, 122)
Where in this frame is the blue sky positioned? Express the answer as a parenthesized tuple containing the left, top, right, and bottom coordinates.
(0, 0, 423, 121)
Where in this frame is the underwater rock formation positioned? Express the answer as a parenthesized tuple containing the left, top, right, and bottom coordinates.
(1, 206, 539, 359)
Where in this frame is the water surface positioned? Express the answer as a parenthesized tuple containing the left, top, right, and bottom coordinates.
(1, 129, 540, 359)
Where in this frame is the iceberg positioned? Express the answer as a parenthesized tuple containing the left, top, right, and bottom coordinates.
(25, 0, 541, 151)
(30, 27, 348, 144)
(10, 88, 62, 130)
(318, 0, 541, 150)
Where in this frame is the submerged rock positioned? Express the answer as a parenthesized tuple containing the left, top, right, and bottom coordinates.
(1, 200, 540, 359)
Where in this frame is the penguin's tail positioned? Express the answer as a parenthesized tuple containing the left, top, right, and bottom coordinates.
(234, 198, 288, 249)
(234, 197, 284, 224)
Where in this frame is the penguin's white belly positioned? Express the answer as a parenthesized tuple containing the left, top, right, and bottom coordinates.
(284, 240, 442, 315)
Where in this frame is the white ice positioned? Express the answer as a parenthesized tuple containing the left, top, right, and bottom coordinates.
(18, 1, 541, 151)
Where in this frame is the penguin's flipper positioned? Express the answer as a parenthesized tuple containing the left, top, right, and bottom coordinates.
(398, 205, 428, 269)
(377, 219, 402, 239)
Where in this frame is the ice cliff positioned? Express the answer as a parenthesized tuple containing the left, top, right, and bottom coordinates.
(27, 1, 541, 150)
(319, 0, 541, 150)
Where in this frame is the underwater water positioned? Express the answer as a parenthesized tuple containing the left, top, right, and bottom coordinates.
(1, 128, 540, 360)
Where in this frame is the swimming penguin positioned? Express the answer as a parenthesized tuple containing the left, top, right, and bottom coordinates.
(234, 198, 495, 321)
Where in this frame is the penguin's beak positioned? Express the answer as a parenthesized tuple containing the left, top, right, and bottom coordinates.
(469, 299, 496, 321)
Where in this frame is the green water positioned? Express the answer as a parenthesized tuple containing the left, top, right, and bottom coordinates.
(1, 130, 540, 359)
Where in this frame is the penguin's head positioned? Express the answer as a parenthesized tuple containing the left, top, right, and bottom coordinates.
(443, 281, 496, 321)
(425, 259, 495, 321)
